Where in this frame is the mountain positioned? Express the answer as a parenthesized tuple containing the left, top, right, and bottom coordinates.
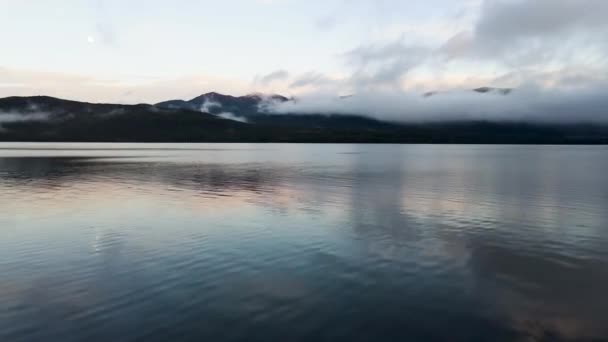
(0, 93, 607, 144)
(0, 96, 249, 142)
(156, 92, 289, 118)
(158, 89, 511, 117)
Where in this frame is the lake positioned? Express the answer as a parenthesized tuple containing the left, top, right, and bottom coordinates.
(1, 143, 607, 341)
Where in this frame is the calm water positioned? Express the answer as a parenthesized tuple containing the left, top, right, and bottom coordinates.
(1, 143, 607, 342)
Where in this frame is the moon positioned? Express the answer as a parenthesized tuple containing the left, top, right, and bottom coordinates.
(87, 36, 95, 44)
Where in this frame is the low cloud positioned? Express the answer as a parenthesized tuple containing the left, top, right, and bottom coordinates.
(0, 112, 49, 124)
(268, 83, 608, 123)
(200, 99, 248, 123)
(216, 112, 248, 123)
(200, 99, 221, 113)
(0, 112, 50, 131)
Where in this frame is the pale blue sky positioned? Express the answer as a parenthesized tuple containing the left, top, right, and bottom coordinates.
(1, 0, 606, 103)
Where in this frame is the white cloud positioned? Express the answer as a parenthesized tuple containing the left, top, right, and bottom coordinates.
(268, 82, 608, 123)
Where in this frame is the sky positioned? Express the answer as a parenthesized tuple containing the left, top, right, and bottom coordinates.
(0, 0, 607, 105)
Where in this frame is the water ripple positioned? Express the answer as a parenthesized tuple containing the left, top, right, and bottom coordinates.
(1, 143, 607, 341)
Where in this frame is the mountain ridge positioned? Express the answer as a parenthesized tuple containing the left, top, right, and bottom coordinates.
(1, 91, 607, 144)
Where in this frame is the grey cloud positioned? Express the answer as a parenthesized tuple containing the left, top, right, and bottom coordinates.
(476, 0, 608, 43)
(494, 66, 608, 89)
(289, 72, 332, 89)
(439, 31, 474, 59)
(282, 40, 432, 92)
(333, 0, 608, 82)
(345, 41, 429, 67)
(255, 70, 289, 85)
(344, 41, 431, 89)
(442, 0, 608, 66)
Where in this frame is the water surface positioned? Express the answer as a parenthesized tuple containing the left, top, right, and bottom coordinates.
(1, 143, 607, 341)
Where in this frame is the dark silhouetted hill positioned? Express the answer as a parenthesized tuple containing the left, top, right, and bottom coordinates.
(1, 94, 607, 144)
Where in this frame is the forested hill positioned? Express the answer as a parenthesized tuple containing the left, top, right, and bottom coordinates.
(0, 94, 607, 144)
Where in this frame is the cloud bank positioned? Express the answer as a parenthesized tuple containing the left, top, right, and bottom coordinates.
(269, 84, 608, 123)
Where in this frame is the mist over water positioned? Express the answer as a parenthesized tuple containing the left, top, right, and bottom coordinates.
(1, 143, 608, 341)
